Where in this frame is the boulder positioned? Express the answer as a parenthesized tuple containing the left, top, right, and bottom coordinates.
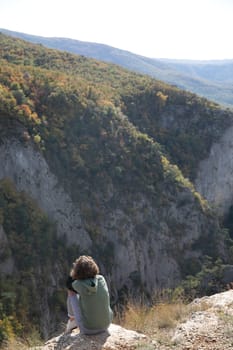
(35, 324, 148, 350)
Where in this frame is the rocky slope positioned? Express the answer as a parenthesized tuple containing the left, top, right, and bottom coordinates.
(195, 124, 233, 215)
(35, 324, 147, 350)
(0, 136, 218, 298)
(0, 139, 91, 248)
(169, 289, 233, 350)
(33, 289, 233, 350)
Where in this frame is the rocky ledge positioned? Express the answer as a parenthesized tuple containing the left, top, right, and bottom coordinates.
(168, 289, 233, 350)
(33, 289, 233, 350)
(34, 324, 148, 350)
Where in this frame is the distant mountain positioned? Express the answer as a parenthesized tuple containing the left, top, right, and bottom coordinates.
(1, 28, 233, 107)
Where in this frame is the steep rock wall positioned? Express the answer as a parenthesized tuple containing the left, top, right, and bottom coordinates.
(0, 224, 14, 275)
(0, 138, 217, 301)
(0, 139, 91, 248)
(195, 125, 233, 216)
(97, 187, 212, 300)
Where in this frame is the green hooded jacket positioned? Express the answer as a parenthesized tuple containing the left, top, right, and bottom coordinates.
(72, 274, 113, 330)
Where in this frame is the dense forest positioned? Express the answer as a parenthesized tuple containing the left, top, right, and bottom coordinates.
(0, 33, 233, 345)
(2, 28, 233, 107)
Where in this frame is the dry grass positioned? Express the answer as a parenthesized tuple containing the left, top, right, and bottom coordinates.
(116, 299, 200, 347)
(153, 303, 189, 329)
(1, 339, 29, 350)
(218, 312, 233, 343)
(116, 295, 216, 349)
(0, 329, 43, 350)
(2, 298, 212, 349)
(118, 301, 190, 335)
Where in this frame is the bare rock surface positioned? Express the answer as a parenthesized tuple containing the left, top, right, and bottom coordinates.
(0, 138, 214, 298)
(195, 124, 233, 215)
(164, 290, 233, 350)
(34, 324, 148, 350)
(32, 290, 233, 350)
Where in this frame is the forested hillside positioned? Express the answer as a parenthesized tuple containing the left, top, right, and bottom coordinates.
(0, 33, 233, 345)
(2, 28, 233, 107)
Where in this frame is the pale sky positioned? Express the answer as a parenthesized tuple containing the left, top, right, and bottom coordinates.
(0, 0, 233, 60)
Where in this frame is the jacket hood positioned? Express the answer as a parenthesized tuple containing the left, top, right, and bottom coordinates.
(72, 274, 105, 296)
(83, 276, 98, 294)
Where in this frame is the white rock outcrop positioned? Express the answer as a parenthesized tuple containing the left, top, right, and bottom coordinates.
(0, 140, 91, 248)
(35, 324, 147, 350)
(172, 289, 233, 350)
(195, 125, 233, 215)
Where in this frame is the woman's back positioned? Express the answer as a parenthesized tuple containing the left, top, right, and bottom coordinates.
(72, 274, 113, 330)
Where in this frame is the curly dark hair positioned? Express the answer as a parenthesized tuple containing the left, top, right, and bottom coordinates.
(70, 255, 100, 280)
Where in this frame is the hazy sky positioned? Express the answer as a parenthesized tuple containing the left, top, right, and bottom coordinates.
(0, 0, 233, 60)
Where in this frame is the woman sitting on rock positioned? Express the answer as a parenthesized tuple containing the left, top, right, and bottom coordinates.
(66, 255, 113, 334)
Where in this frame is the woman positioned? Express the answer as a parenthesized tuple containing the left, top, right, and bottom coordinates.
(66, 255, 113, 335)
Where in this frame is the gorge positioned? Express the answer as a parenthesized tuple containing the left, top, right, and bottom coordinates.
(0, 33, 233, 340)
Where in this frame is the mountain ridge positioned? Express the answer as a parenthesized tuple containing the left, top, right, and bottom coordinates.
(1, 28, 233, 107)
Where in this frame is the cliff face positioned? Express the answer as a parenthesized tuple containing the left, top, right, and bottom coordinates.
(0, 139, 91, 248)
(195, 124, 233, 216)
(0, 137, 219, 302)
(1, 124, 231, 339)
(0, 224, 14, 275)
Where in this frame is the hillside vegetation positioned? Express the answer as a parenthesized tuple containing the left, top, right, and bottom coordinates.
(1, 33, 232, 182)
(2, 28, 233, 107)
(0, 33, 233, 346)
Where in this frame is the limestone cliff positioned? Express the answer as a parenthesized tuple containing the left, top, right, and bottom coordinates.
(0, 224, 14, 275)
(0, 139, 91, 248)
(195, 124, 233, 216)
(0, 136, 220, 302)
